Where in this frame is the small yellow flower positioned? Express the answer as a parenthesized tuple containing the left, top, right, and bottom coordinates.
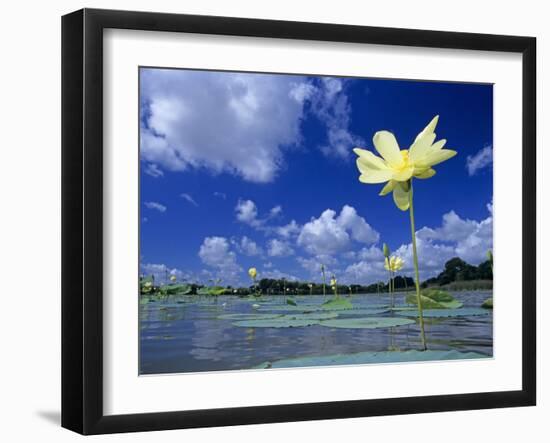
(330, 277, 337, 286)
(170, 275, 176, 282)
(354, 116, 457, 211)
(384, 256, 404, 272)
(144, 281, 152, 288)
(248, 267, 257, 280)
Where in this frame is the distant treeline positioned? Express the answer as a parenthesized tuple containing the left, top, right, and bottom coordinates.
(421, 257, 493, 288)
(140, 256, 493, 296)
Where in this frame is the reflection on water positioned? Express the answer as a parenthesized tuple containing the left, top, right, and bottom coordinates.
(139, 291, 493, 374)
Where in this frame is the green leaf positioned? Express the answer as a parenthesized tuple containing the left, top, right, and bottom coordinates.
(283, 312, 339, 320)
(395, 308, 491, 318)
(217, 313, 282, 321)
(321, 298, 353, 310)
(160, 284, 192, 295)
(255, 349, 489, 369)
(405, 293, 463, 309)
(320, 317, 415, 329)
(286, 298, 297, 306)
(421, 288, 454, 302)
(232, 318, 321, 328)
(481, 297, 493, 309)
(336, 309, 389, 316)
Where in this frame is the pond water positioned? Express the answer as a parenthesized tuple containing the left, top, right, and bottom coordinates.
(139, 291, 493, 374)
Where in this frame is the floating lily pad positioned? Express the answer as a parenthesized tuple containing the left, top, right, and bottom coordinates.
(258, 304, 323, 313)
(320, 317, 414, 329)
(254, 349, 490, 369)
(421, 288, 454, 302)
(232, 318, 320, 328)
(286, 298, 297, 306)
(337, 309, 389, 316)
(395, 308, 491, 318)
(217, 313, 282, 321)
(283, 312, 339, 320)
(406, 294, 463, 309)
(321, 298, 353, 310)
(481, 297, 493, 309)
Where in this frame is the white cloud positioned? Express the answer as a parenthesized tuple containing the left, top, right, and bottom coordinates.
(261, 269, 299, 281)
(269, 205, 283, 218)
(466, 145, 493, 176)
(308, 78, 365, 159)
(198, 236, 242, 283)
(140, 69, 311, 183)
(340, 206, 493, 284)
(235, 199, 259, 226)
(144, 201, 166, 212)
(275, 220, 301, 239)
(180, 193, 198, 206)
(337, 205, 380, 244)
(213, 191, 227, 200)
(143, 163, 164, 178)
(296, 255, 338, 278)
(234, 236, 263, 256)
(267, 239, 295, 257)
(297, 205, 379, 255)
(343, 260, 387, 285)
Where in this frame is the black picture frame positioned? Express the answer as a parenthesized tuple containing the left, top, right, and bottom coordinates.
(62, 8, 536, 435)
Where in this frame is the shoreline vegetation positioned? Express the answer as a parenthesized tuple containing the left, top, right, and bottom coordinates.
(140, 256, 493, 297)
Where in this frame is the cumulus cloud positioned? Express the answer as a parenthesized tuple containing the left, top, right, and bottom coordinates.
(144, 201, 166, 212)
(466, 145, 493, 176)
(297, 205, 379, 255)
(267, 239, 295, 257)
(143, 163, 164, 178)
(198, 236, 242, 283)
(233, 236, 263, 256)
(261, 269, 299, 281)
(400, 208, 492, 277)
(275, 220, 301, 239)
(235, 199, 259, 226)
(180, 193, 198, 206)
(213, 191, 227, 200)
(307, 78, 365, 159)
(140, 69, 311, 183)
(340, 206, 493, 284)
(269, 205, 283, 218)
(296, 255, 338, 277)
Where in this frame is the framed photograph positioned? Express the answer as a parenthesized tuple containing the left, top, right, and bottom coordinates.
(62, 8, 536, 435)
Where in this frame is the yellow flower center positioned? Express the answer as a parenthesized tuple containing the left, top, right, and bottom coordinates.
(396, 149, 413, 172)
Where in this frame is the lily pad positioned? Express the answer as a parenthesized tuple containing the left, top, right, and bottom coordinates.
(320, 317, 415, 329)
(421, 288, 454, 302)
(286, 298, 297, 306)
(321, 298, 353, 310)
(283, 312, 339, 320)
(258, 304, 323, 313)
(254, 349, 490, 369)
(217, 313, 282, 321)
(481, 297, 493, 309)
(232, 318, 320, 328)
(395, 308, 491, 318)
(406, 294, 463, 309)
(337, 309, 389, 316)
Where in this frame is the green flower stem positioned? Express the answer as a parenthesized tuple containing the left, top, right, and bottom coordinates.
(408, 180, 427, 351)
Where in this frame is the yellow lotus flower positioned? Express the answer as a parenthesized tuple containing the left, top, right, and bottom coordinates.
(144, 281, 152, 288)
(354, 116, 457, 210)
(248, 267, 257, 280)
(384, 256, 404, 272)
(170, 275, 176, 282)
(330, 277, 337, 286)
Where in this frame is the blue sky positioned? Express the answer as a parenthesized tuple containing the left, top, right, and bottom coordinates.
(139, 68, 493, 286)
